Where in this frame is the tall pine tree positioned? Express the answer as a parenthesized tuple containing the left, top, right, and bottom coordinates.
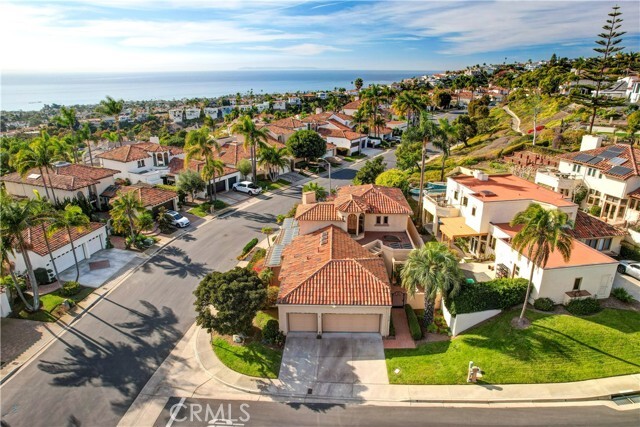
(571, 5, 626, 134)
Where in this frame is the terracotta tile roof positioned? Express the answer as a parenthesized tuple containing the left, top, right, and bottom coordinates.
(295, 184, 412, 220)
(214, 138, 285, 166)
(97, 142, 183, 163)
(317, 127, 366, 141)
(326, 119, 353, 131)
(493, 223, 618, 269)
(451, 174, 576, 207)
(567, 211, 626, 239)
(301, 112, 333, 123)
(628, 187, 640, 199)
(56, 164, 119, 181)
(342, 100, 363, 111)
(167, 157, 238, 177)
(277, 225, 391, 305)
(20, 222, 105, 256)
(114, 184, 178, 208)
(265, 124, 298, 137)
(558, 144, 640, 180)
(0, 168, 96, 191)
(332, 112, 355, 122)
(269, 117, 305, 129)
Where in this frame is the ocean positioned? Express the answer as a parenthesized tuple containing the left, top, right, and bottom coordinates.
(1, 70, 429, 112)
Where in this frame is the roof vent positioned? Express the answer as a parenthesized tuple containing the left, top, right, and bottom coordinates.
(479, 190, 497, 197)
(473, 170, 489, 181)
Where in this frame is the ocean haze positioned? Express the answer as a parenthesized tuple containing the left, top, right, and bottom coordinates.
(1, 70, 431, 111)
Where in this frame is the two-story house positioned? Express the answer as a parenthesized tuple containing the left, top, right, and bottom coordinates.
(96, 140, 185, 185)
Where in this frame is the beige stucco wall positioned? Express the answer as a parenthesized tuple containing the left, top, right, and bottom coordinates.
(536, 263, 617, 303)
(363, 213, 408, 233)
(278, 304, 391, 336)
(3, 181, 89, 203)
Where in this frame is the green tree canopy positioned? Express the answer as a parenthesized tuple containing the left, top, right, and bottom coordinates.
(302, 182, 327, 201)
(194, 267, 267, 335)
(353, 156, 386, 185)
(375, 169, 408, 193)
(286, 130, 327, 163)
(177, 169, 205, 202)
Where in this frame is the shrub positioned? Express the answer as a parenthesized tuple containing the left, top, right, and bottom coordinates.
(212, 200, 226, 210)
(262, 319, 285, 346)
(533, 297, 555, 312)
(404, 304, 422, 340)
(445, 278, 528, 315)
(611, 287, 634, 303)
(239, 238, 259, 258)
(589, 205, 602, 217)
(33, 267, 52, 286)
(620, 243, 640, 261)
(59, 281, 81, 297)
(263, 286, 279, 308)
(247, 248, 267, 269)
(565, 298, 602, 316)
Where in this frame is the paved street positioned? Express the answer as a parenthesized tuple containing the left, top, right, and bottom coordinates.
(154, 397, 639, 427)
(0, 150, 395, 427)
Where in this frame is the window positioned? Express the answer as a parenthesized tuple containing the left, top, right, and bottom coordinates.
(573, 277, 582, 291)
(137, 159, 145, 168)
(471, 206, 476, 216)
(490, 236, 496, 249)
(598, 172, 603, 179)
(514, 266, 520, 276)
(454, 191, 459, 200)
(383, 216, 389, 225)
(602, 238, 612, 251)
(572, 164, 581, 173)
(462, 196, 468, 207)
(586, 239, 597, 249)
(376, 216, 381, 224)
(587, 168, 597, 177)
(376, 216, 388, 225)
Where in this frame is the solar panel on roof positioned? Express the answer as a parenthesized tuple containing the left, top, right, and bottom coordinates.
(599, 150, 618, 159)
(586, 156, 603, 164)
(608, 166, 633, 176)
(266, 244, 285, 267)
(607, 146, 624, 153)
(574, 154, 595, 163)
(609, 157, 627, 166)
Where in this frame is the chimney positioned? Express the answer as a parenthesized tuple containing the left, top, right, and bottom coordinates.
(580, 135, 602, 152)
(149, 136, 160, 144)
(302, 191, 316, 205)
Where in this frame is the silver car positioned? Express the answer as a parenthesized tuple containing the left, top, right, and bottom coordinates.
(232, 181, 262, 196)
(617, 260, 640, 280)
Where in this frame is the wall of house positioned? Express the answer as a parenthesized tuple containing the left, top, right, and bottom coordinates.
(298, 220, 346, 235)
(558, 160, 629, 199)
(537, 263, 617, 303)
(442, 303, 501, 336)
(3, 181, 89, 204)
(277, 304, 391, 336)
(363, 213, 408, 233)
(11, 226, 107, 274)
(492, 237, 545, 292)
(0, 291, 11, 318)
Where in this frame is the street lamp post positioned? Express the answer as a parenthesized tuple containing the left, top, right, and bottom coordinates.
(318, 157, 332, 192)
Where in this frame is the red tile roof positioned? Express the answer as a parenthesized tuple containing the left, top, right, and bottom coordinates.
(559, 144, 640, 180)
(342, 100, 363, 111)
(20, 222, 105, 256)
(317, 127, 366, 141)
(114, 185, 178, 208)
(269, 117, 305, 129)
(214, 138, 285, 166)
(1, 168, 96, 191)
(56, 164, 119, 181)
(97, 142, 183, 163)
(167, 157, 238, 177)
(301, 112, 333, 123)
(451, 174, 576, 207)
(567, 211, 626, 239)
(326, 119, 353, 131)
(277, 225, 391, 305)
(295, 184, 412, 220)
(493, 223, 618, 268)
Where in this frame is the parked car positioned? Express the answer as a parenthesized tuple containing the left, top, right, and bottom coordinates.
(232, 181, 262, 196)
(166, 210, 190, 228)
(617, 260, 640, 279)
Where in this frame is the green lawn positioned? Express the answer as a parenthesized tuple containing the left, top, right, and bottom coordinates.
(254, 309, 278, 329)
(15, 286, 95, 322)
(341, 153, 367, 162)
(212, 337, 282, 378)
(385, 309, 640, 385)
(188, 201, 227, 217)
(258, 179, 290, 192)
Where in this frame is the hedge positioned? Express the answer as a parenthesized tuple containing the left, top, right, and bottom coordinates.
(240, 238, 259, 258)
(620, 242, 640, 261)
(565, 298, 602, 316)
(611, 287, 634, 303)
(445, 278, 528, 316)
(404, 304, 422, 340)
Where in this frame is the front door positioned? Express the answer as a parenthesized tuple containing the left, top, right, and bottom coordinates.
(347, 214, 357, 234)
(392, 291, 406, 308)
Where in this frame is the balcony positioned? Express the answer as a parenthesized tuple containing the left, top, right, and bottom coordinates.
(534, 168, 581, 193)
(423, 193, 460, 218)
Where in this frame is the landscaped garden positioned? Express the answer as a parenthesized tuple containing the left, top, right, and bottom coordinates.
(258, 179, 290, 192)
(187, 200, 227, 217)
(385, 308, 640, 385)
(14, 285, 95, 322)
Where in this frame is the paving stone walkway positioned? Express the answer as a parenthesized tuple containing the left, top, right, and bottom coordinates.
(384, 308, 416, 349)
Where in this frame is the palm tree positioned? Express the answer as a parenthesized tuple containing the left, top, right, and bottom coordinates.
(48, 205, 90, 283)
(435, 118, 457, 182)
(258, 145, 290, 182)
(201, 158, 225, 202)
(414, 112, 440, 220)
(54, 106, 79, 162)
(96, 96, 125, 140)
(0, 194, 41, 311)
(103, 130, 122, 148)
(78, 122, 95, 166)
(110, 191, 145, 245)
(401, 242, 463, 327)
(231, 115, 269, 183)
(0, 233, 31, 310)
(15, 131, 62, 202)
(510, 204, 572, 326)
(31, 192, 62, 285)
(361, 84, 386, 138)
(392, 91, 421, 126)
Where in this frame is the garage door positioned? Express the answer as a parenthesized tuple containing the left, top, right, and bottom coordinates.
(322, 314, 380, 333)
(227, 176, 238, 189)
(50, 246, 86, 272)
(288, 313, 318, 332)
(214, 180, 226, 193)
(86, 235, 103, 256)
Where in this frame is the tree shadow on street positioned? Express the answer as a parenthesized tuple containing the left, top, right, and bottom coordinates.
(142, 246, 209, 278)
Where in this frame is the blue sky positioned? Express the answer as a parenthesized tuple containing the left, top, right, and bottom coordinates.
(2, 0, 639, 73)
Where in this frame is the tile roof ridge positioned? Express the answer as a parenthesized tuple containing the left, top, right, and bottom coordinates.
(352, 258, 389, 286)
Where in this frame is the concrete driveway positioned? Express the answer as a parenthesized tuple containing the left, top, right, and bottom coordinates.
(58, 248, 140, 288)
(279, 333, 388, 395)
(613, 272, 640, 301)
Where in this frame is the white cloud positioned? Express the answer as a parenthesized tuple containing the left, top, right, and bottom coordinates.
(244, 43, 348, 55)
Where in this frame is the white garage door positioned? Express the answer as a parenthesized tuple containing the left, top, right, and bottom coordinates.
(288, 313, 318, 332)
(51, 245, 86, 272)
(85, 235, 103, 256)
(322, 313, 380, 333)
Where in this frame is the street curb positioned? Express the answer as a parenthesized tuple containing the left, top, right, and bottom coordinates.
(193, 327, 640, 405)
